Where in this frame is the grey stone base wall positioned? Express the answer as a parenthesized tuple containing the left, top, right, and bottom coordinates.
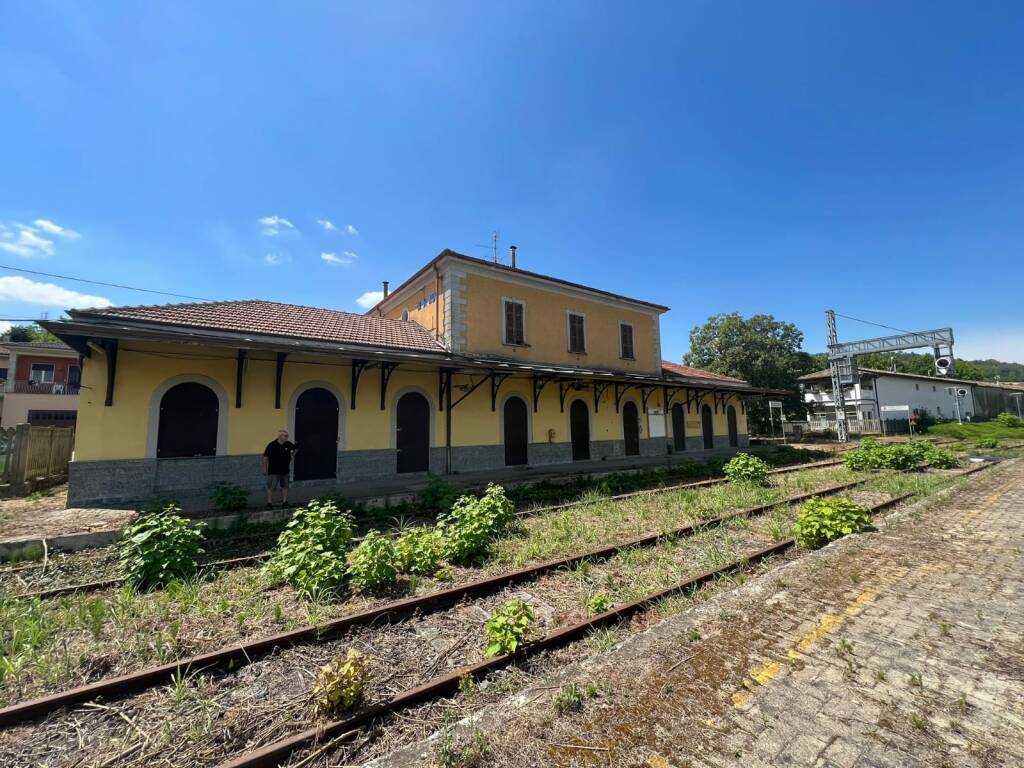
(67, 434, 753, 509)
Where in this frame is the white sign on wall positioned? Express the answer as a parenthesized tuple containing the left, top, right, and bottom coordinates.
(647, 408, 666, 438)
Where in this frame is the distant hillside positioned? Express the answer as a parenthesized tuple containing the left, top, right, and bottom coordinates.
(806, 351, 1023, 383)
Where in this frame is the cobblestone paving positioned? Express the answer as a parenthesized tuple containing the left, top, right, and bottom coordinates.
(381, 460, 1023, 768)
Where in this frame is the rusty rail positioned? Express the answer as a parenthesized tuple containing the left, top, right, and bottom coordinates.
(10, 457, 844, 601)
(220, 491, 924, 768)
(0, 475, 861, 727)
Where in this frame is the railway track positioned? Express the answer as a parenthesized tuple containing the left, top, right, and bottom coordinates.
(219, 490, 930, 768)
(0, 470, 861, 728)
(6, 457, 844, 602)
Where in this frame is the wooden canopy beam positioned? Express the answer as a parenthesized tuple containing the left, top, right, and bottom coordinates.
(274, 353, 287, 409)
(593, 381, 612, 413)
(235, 349, 246, 408)
(490, 372, 513, 411)
(350, 359, 369, 410)
(101, 339, 118, 407)
(380, 362, 399, 410)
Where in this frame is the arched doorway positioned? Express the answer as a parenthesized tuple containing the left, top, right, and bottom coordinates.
(622, 401, 640, 456)
(503, 397, 529, 466)
(701, 404, 714, 450)
(396, 391, 430, 473)
(294, 387, 339, 480)
(570, 399, 590, 461)
(157, 382, 219, 458)
(671, 403, 686, 451)
(727, 404, 739, 448)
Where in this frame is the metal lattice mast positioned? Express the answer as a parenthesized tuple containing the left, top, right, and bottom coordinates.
(826, 309, 849, 442)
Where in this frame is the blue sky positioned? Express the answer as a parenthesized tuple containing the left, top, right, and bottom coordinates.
(1, 2, 1022, 362)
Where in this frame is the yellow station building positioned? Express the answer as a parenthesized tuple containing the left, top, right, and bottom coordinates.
(45, 250, 775, 507)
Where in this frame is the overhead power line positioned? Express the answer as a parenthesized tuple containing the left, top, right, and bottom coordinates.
(833, 312, 912, 336)
(0, 263, 215, 302)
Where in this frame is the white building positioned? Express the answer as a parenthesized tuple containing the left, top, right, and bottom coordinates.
(798, 367, 1024, 430)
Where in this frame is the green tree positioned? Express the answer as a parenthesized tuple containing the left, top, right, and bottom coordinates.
(684, 313, 816, 429)
(2, 324, 61, 343)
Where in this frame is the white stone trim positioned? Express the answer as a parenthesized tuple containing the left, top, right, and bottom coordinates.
(146, 374, 229, 459)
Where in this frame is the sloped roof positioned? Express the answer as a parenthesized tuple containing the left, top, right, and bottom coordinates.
(661, 360, 749, 384)
(372, 249, 670, 313)
(798, 366, 1024, 391)
(70, 300, 446, 353)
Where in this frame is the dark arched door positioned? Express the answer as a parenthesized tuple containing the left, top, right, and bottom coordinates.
(623, 401, 640, 456)
(503, 397, 528, 466)
(294, 387, 339, 480)
(570, 400, 590, 461)
(396, 391, 430, 473)
(727, 404, 739, 448)
(671, 403, 686, 451)
(701, 404, 714, 450)
(157, 382, 219, 458)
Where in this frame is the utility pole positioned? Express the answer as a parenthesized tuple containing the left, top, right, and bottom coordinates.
(826, 309, 848, 443)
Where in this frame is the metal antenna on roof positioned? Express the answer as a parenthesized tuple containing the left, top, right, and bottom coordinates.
(472, 231, 501, 263)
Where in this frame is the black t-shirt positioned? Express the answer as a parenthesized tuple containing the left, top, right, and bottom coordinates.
(263, 440, 296, 475)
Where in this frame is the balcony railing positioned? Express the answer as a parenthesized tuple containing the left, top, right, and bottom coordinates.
(2, 380, 81, 396)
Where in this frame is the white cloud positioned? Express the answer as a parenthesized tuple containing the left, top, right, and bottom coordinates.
(264, 253, 290, 266)
(0, 276, 111, 309)
(32, 219, 81, 240)
(0, 222, 56, 258)
(355, 290, 384, 309)
(258, 215, 295, 236)
(321, 251, 357, 266)
(316, 218, 337, 231)
(345, 224, 358, 235)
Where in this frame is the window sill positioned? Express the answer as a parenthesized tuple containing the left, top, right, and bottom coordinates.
(568, 349, 587, 356)
(503, 341, 531, 348)
(619, 356, 636, 362)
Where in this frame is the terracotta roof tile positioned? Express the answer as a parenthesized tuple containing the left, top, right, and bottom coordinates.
(661, 360, 749, 384)
(71, 300, 446, 353)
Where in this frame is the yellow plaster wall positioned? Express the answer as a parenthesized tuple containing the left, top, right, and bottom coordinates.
(462, 273, 661, 373)
(380, 275, 444, 338)
(74, 341, 747, 462)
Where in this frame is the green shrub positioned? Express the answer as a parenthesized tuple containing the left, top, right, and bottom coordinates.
(315, 491, 355, 512)
(266, 500, 354, 598)
(922, 444, 958, 469)
(793, 496, 871, 549)
(483, 598, 535, 658)
(974, 437, 999, 449)
(118, 505, 205, 589)
(723, 453, 770, 485)
(209, 482, 248, 513)
(394, 526, 446, 575)
(347, 531, 399, 590)
(313, 649, 366, 713)
(844, 439, 936, 472)
(438, 484, 515, 565)
(587, 594, 612, 614)
(913, 411, 936, 433)
(138, 495, 178, 515)
(995, 412, 1023, 428)
(418, 475, 462, 514)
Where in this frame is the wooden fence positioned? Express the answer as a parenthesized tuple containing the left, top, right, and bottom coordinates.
(0, 424, 75, 493)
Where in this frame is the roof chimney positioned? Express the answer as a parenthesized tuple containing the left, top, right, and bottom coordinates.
(382, 280, 390, 298)
(509, 245, 517, 269)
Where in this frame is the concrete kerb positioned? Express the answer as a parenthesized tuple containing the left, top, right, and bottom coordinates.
(361, 457, 1014, 768)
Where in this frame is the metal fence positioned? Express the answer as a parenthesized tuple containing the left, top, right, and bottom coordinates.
(0, 424, 75, 492)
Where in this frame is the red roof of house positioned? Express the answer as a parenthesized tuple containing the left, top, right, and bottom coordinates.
(70, 300, 447, 353)
(661, 360, 748, 384)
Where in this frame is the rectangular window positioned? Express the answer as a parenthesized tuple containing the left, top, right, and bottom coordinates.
(0, 367, 7, 380)
(619, 323, 635, 359)
(568, 312, 586, 353)
(30, 363, 55, 383)
(503, 299, 525, 345)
